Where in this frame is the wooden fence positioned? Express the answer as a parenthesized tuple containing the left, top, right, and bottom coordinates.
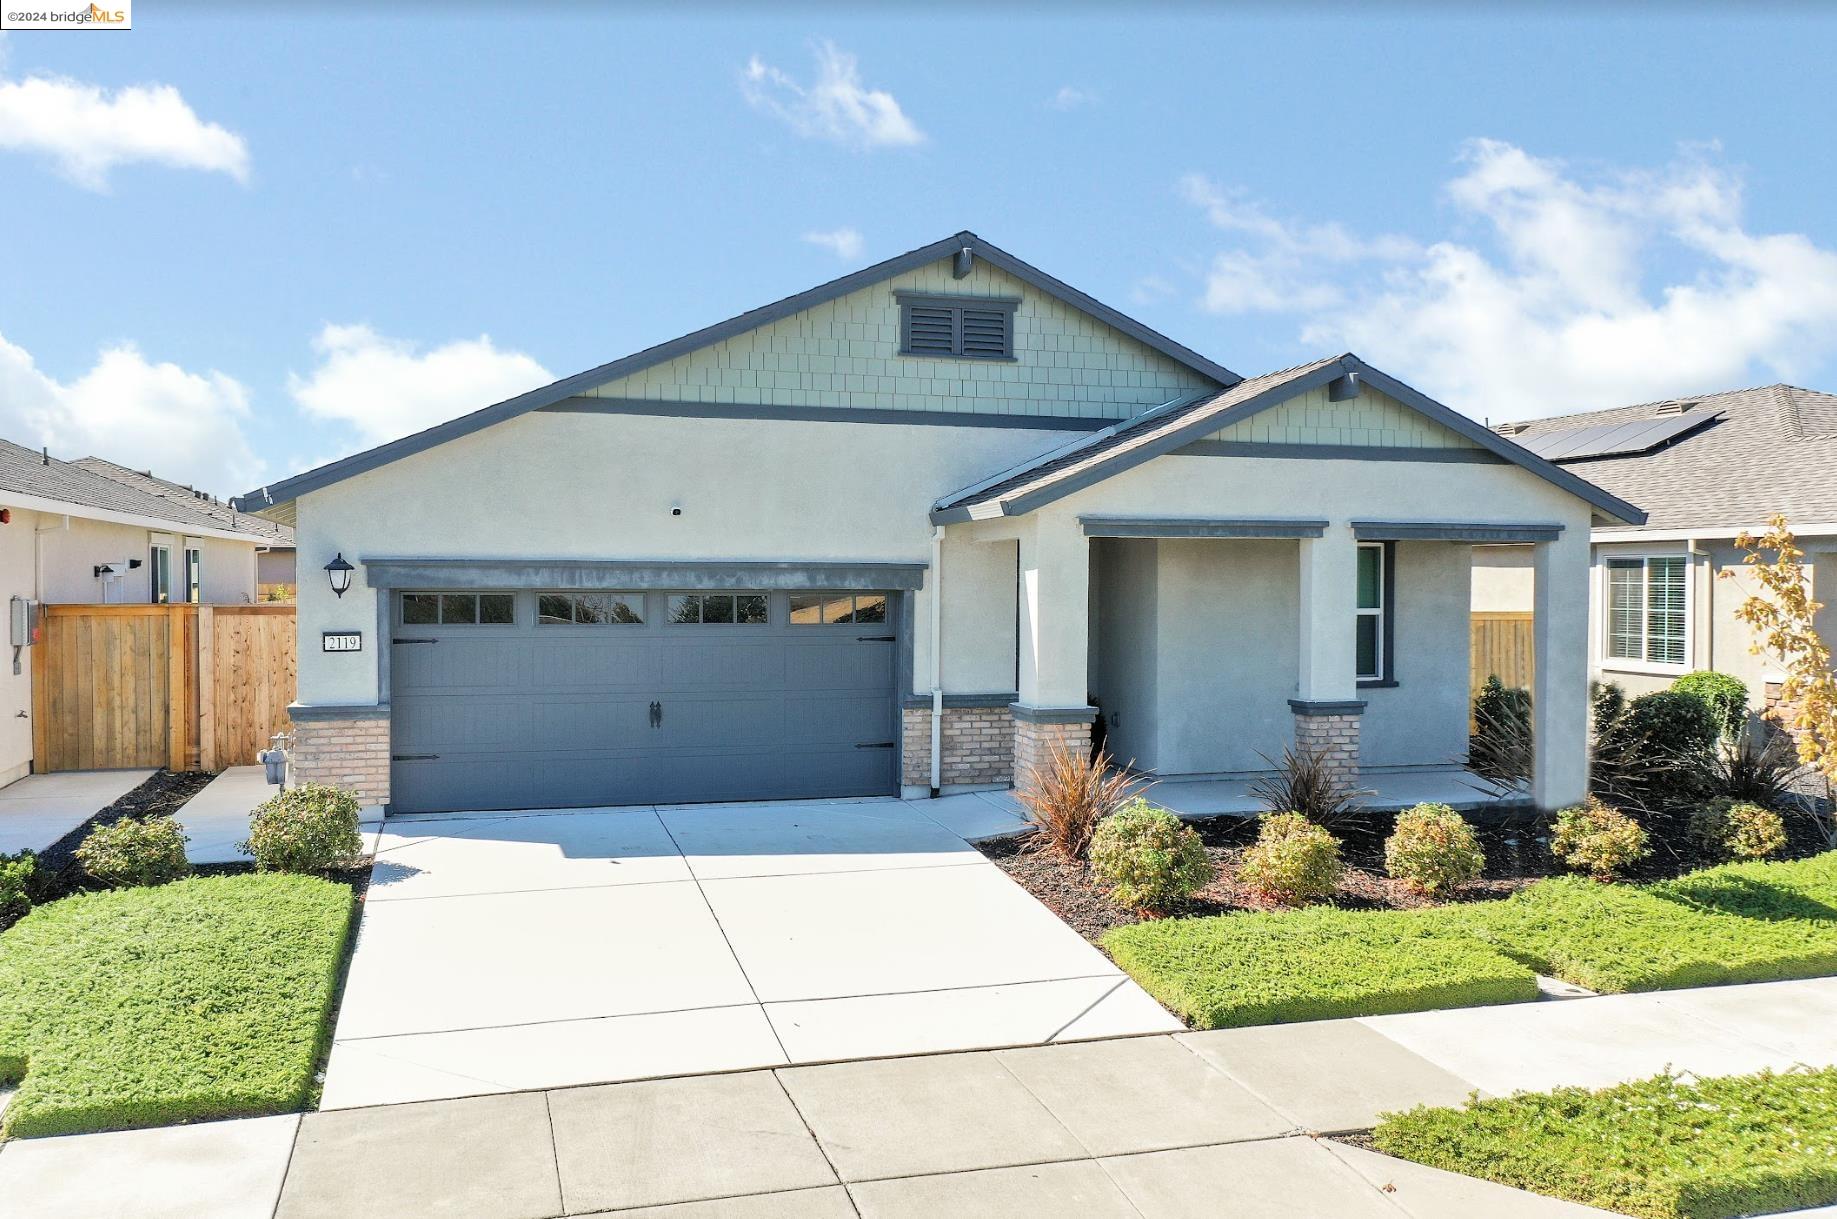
(1471, 611, 1535, 703)
(32, 604, 296, 773)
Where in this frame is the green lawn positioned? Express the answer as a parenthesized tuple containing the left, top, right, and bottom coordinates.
(1105, 852, 1837, 1027)
(1102, 905, 1538, 1029)
(1373, 1068, 1837, 1219)
(0, 874, 354, 1138)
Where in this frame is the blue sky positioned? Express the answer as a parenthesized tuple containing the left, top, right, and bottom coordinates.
(2, 5, 1835, 496)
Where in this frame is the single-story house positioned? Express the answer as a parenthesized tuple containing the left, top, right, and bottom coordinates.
(234, 231, 1641, 816)
(1474, 384, 1837, 723)
(0, 439, 297, 786)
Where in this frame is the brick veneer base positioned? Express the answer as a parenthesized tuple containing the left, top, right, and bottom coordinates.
(901, 705, 1014, 788)
(1013, 717, 1095, 795)
(290, 714, 391, 806)
(1293, 711, 1360, 790)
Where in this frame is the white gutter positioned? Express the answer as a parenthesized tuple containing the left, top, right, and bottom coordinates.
(929, 524, 945, 796)
(1687, 536, 1710, 671)
(0, 489, 277, 546)
(1593, 522, 1837, 544)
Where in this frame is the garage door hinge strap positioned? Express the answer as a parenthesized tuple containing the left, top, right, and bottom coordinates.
(392, 753, 439, 761)
(393, 638, 438, 645)
(856, 635, 895, 642)
(855, 741, 896, 749)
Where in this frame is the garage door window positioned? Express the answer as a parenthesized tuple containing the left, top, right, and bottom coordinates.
(538, 593, 642, 625)
(790, 592, 887, 625)
(668, 593, 767, 625)
(401, 592, 515, 625)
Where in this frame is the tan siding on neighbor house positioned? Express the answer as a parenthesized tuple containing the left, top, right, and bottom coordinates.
(1203, 384, 1483, 449)
(581, 257, 1219, 420)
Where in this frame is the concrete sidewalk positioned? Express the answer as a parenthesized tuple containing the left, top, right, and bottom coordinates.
(5, 978, 1836, 1217)
(179, 766, 384, 865)
(0, 769, 154, 854)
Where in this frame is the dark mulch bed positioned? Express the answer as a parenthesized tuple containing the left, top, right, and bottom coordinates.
(981, 803, 1837, 942)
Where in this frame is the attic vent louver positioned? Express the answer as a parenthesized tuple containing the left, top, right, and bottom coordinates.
(1494, 422, 1528, 435)
(896, 292, 1018, 361)
(1654, 401, 1696, 416)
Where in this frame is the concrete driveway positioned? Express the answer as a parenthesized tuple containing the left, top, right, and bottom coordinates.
(321, 794, 1179, 1108)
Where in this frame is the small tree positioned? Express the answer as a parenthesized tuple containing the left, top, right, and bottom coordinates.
(1729, 515, 1837, 844)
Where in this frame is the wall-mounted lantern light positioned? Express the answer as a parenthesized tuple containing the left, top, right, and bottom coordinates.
(324, 553, 355, 599)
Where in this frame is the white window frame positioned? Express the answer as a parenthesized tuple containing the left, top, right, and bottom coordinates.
(1356, 541, 1386, 682)
(148, 534, 174, 605)
(1600, 551, 1692, 674)
(182, 539, 203, 605)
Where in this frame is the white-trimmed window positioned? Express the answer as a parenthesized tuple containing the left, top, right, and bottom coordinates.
(1356, 542, 1387, 681)
(148, 537, 173, 605)
(1606, 556, 1688, 667)
(182, 540, 203, 604)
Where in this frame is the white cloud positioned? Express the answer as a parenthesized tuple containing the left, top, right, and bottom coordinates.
(801, 227, 865, 260)
(1048, 85, 1096, 111)
(288, 324, 553, 450)
(741, 41, 924, 150)
(0, 332, 263, 494)
(1182, 142, 1837, 419)
(0, 66, 249, 190)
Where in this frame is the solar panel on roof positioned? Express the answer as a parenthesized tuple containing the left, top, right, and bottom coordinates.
(1515, 411, 1722, 462)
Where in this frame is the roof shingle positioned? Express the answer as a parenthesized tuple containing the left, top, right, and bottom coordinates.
(0, 440, 292, 544)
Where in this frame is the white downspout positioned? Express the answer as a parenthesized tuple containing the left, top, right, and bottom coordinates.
(929, 525, 945, 797)
(1687, 536, 1710, 671)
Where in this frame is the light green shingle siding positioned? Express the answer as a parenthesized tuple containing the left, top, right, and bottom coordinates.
(581, 257, 1219, 420)
(1204, 385, 1481, 449)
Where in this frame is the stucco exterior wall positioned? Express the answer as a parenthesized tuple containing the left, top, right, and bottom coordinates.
(0, 508, 39, 785)
(1471, 545, 1534, 612)
(1362, 541, 1473, 769)
(295, 411, 1084, 708)
(1092, 538, 1161, 770)
(257, 548, 296, 587)
(578, 257, 1220, 421)
(26, 516, 258, 605)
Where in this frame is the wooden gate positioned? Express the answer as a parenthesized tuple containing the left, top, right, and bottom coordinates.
(31, 604, 296, 773)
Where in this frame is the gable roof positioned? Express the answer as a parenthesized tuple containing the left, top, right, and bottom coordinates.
(0, 440, 293, 544)
(1500, 383, 1837, 533)
(232, 231, 1240, 517)
(931, 354, 1646, 525)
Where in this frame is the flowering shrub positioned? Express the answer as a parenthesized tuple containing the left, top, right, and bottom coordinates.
(1551, 799, 1648, 880)
(243, 783, 363, 873)
(1088, 799, 1212, 915)
(1385, 803, 1485, 896)
(1239, 811, 1341, 905)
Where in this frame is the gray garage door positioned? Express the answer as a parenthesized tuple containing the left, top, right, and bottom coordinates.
(389, 589, 899, 813)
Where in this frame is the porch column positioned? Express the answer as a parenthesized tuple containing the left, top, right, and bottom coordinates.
(1013, 516, 1095, 791)
(1532, 529, 1590, 810)
(1291, 524, 1364, 788)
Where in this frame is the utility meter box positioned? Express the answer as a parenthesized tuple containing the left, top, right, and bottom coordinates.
(9, 597, 38, 648)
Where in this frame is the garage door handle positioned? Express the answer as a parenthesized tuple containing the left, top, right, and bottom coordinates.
(855, 741, 895, 749)
(855, 635, 895, 642)
(394, 638, 438, 645)
(649, 701, 662, 728)
(392, 753, 439, 761)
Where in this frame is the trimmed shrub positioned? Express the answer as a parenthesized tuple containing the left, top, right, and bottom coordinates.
(76, 817, 190, 888)
(1470, 677, 1533, 783)
(1088, 799, 1212, 915)
(1385, 803, 1485, 896)
(242, 783, 363, 873)
(0, 850, 36, 921)
(1689, 798, 1787, 862)
(1550, 798, 1649, 880)
(1626, 689, 1720, 761)
(1672, 670, 1750, 743)
(1239, 811, 1341, 905)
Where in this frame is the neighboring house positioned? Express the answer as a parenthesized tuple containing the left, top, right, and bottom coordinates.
(1474, 384, 1837, 723)
(0, 439, 296, 786)
(235, 231, 1640, 817)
